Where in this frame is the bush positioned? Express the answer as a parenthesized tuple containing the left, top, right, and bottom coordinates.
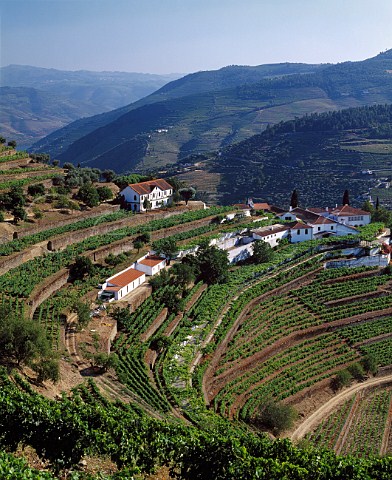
(332, 369, 352, 391)
(252, 401, 298, 435)
(347, 362, 365, 380)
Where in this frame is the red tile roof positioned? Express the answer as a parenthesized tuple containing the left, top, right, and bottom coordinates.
(129, 178, 172, 195)
(290, 222, 310, 230)
(253, 203, 270, 210)
(138, 255, 166, 267)
(312, 216, 335, 225)
(107, 267, 145, 288)
(330, 205, 369, 216)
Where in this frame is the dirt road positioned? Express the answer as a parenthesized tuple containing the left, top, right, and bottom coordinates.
(291, 374, 392, 442)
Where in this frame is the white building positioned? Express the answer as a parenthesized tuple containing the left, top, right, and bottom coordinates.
(252, 225, 289, 248)
(289, 222, 313, 243)
(120, 178, 173, 212)
(134, 255, 166, 276)
(99, 266, 146, 301)
(327, 205, 371, 227)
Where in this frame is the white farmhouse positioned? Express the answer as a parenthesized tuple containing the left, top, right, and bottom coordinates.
(99, 266, 146, 301)
(120, 178, 173, 212)
(134, 255, 166, 276)
(289, 222, 313, 243)
(327, 205, 371, 227)
(252, 225, 289, 248)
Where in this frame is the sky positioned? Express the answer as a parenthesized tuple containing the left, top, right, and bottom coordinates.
(1, 0, 392, 74)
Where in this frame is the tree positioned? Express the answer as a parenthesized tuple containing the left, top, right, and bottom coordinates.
(376, 196, 380, 210)
(33, 357, 60, 384)
(12, 205, 27, 224)
(52, 159, 60, 167)
(361, 354, 378, 375)
(97, 186, 113, 202)
(194, 244, 229, 284)
(332, 369, 352, 391)
(0, 136, 6, 144)
(102, 169, 116, 182)
(77, 183, 100, 207)
(179, 187, 196, 205)
(149, 269, 171, 291)
(0, 306, 57, 375)
(69, 256, 94, 280)
(290, 189, 298, 208)
(7, 140, 16, 148)
(143, 198, 152, 211)
(27, 183, 45, 197)
(63, 162, 75, 170)
(342, 189, 350, 206)
(152, 237, 177, 265)
(252, 240, 274, 264)
(72, 301, 91, 330)
(133, 240, 144, 252)
(170, 263, 195, 288)
(252, 401, 298, 435)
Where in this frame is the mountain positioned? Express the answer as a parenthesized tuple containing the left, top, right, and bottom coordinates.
(29, 62, 327, 160)
(172, 103, 392, 207)
(0, 65, 181, 148)
(29, 52, 392, 173)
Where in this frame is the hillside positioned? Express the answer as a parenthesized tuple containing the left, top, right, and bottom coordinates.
(29, 62, 328, 161)
(169, 103, 392, 207)
(30, 51, 392, 172)
(0, 65, 180, 148)
(1, 148, 392, 476)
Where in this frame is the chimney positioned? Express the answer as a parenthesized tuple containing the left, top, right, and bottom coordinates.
(325, 207, 328, 212)
(289, 206, 293, 212)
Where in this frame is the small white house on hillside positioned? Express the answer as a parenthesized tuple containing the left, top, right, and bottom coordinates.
(252, 225, 288, 248)
(120, 178, 173, 212)
(134, 255, 166, 276)
(99, 266, 146, 301)
(289, 223, 313, 243)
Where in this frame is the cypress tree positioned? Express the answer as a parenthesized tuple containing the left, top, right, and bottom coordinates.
(290, 189, 298, 208)
(342, 189, 350, 205)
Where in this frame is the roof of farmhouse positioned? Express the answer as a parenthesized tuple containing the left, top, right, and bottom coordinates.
(138, 255, 166, 267)
(128, 179, 172, 195)
(107, 267, 144, 288)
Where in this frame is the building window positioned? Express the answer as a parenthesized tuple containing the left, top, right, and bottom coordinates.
(331, 226, 333, 230)
(297, 230, 300, 235)
(134, 195, 136, 200)
(318, 227, 321, 231)
(305, 229, 308, 234)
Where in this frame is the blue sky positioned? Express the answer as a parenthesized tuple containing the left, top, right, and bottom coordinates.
(1, 0, 392, 74)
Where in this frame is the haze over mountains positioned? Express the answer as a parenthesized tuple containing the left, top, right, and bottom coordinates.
(0, 65, 181, 148)
(29, 50, 392, 178)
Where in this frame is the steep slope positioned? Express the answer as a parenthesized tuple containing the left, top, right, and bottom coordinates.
(30, 62, 327, 160)
(204, 103, 392, 206)
(31, 51, 392, 171)
(0, 65, 180, 148)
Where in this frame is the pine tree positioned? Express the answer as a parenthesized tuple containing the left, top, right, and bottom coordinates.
(376, 196, 380, 210)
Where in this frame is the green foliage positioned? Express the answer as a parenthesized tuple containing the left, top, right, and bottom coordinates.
(72, 301, 90, 330)
(193, 243, 229, 284)
(77, 183, 100, 207)
(252, 240, 275, 264)
(252, 401, 298, 435)
(97, 185, 113, 202)
(361, 354, 378, 375)
(332, 369, 353, 391)
(12, 205, 27, 224)
(27, 183, 45, 197)
(152, 237, 177, 263)
(69, 256, 94, 280)
(347, 362, 365, 380)
(179, 186, 196, 205)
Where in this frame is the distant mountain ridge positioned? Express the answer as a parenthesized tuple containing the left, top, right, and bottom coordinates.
(30, 61, 328, 161)
(0, 65, 181, 148)
(30, 51, 392, 172)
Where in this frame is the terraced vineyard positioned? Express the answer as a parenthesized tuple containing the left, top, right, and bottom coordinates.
(2, 177, 392, 477)
(306, 386, 392, 456)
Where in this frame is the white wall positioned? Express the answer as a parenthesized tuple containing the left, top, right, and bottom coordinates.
(290, 227, 313, 243)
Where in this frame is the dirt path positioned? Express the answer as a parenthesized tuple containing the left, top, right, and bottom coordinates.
(380, 392, 392, 455)
(291, 374, 392, 442)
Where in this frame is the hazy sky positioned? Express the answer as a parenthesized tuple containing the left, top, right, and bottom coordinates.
(1, 0, 392, 74)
